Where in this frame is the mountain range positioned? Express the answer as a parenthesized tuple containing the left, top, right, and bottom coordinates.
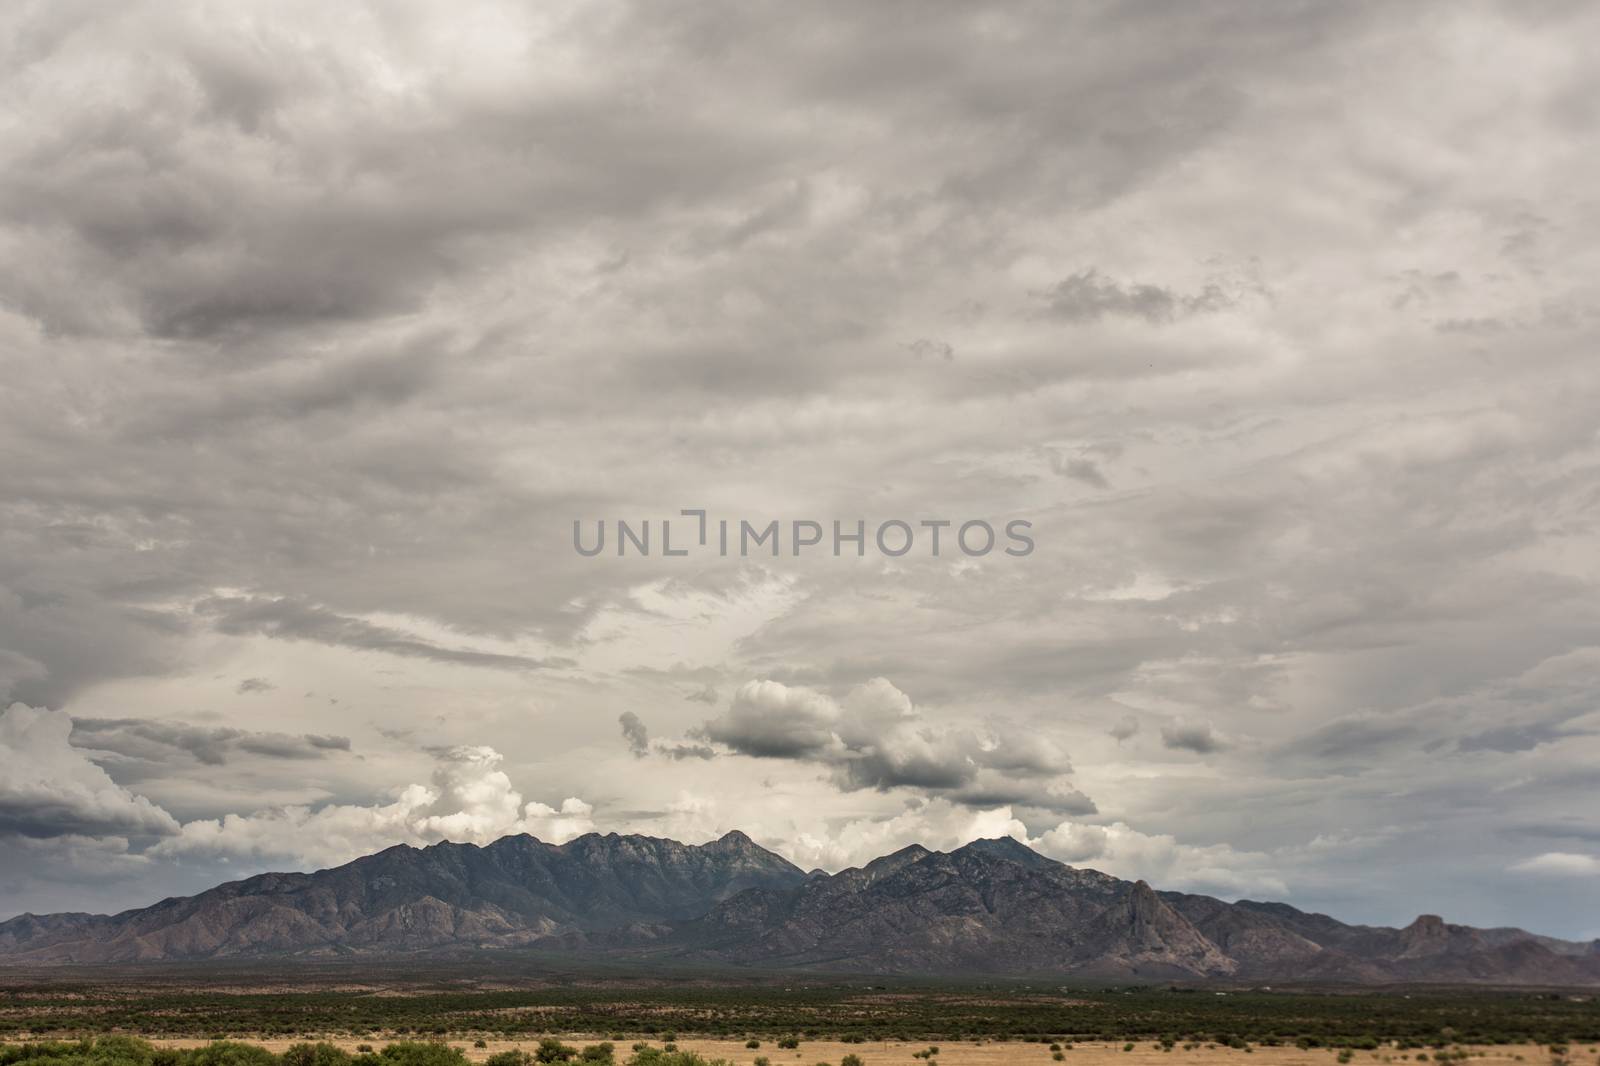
(2, 830, 1596, 985)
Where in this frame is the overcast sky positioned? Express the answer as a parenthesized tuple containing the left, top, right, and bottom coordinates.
(2, 0, 1598, 940)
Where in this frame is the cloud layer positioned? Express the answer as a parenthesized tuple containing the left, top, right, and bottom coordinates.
(1, 1, 1598, 938)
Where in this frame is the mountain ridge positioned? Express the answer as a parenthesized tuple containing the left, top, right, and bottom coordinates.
(2, 830, 1596, 985)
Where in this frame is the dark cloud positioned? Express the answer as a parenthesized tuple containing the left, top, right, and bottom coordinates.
(702, 681, 839, 759)
(0, 704, 181, 840)
(1035, 270, 1235, 324)
(236, 677, 274, 694)
(618, 711, 650, 758)
(1457, 721, 1584, 754)
(949, 782, 1098, 817)
(905, 338, 954, 361)
(698, 678, 1082, 805)
(196, 595, 568, 672)
(658, 741, 717, 761)
(1058, 458, 1110, 488)
(1160, 719, 1228, 755)
(1282, 716, 1419, 762)
(0, 584, 189, 710)
(70, 717, 352, 766)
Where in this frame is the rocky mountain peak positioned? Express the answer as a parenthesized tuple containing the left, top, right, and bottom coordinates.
(949, 836, 1059, 869)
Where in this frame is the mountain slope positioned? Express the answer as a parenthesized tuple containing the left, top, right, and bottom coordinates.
(1, 831, 1596, 986)
(673, 841, 1235, 977)
(664, 844, 1599, 983)
(0, 830, 805, 963)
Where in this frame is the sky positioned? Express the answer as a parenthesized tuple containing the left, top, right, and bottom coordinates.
(1, 1, 1598, 939)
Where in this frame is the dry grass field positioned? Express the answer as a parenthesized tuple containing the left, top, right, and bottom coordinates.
(87, 1038, 1597, 1066)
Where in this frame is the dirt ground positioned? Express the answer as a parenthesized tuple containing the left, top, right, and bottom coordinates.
(72, 1038, 1591, 1066)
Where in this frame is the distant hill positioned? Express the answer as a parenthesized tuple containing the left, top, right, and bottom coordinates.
(3, 830, 1596, 985)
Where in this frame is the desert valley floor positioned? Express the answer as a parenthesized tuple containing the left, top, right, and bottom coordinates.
(49, 1038, 1596, 1066)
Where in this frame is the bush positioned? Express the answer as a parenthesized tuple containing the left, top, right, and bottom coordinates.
(841, 1056, 863, 1066)
(487, 1054, 530, 1066)
(580, 1046, 615, 1065)
(745, 1046, 760, 1052)
(2, 1038, 167, 1066)
(379, 1044, 471, 1066)
(185, 1044, 279, 1066)
(284, 1045, 356, 1066)
(535, 1043, 577, 1066)
(625, 1051, 727, 1066)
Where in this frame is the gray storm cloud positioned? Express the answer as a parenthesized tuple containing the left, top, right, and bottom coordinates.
(696, 678, 1087, 812)
(0, 0, 1597, 937)
(70, 717, 351, 767)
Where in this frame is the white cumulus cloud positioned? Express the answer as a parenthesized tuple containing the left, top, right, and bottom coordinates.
(1033, 819, 1286, 898)
(0, 703, 180, 839)
(152, 745, 594, 869)
(1510, 852, 1600, 877)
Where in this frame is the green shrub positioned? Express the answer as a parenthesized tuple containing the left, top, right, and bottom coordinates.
(625, 1051, 728, 1066)
(184, 1043, 279, 1066)
(1, 1038, 167, 1066)
(283, 1045, 356, 1066)
(487, 1053, 530, 1066)
(378, 1044, 470, 1066)
(534, 1042, 577, 1066)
